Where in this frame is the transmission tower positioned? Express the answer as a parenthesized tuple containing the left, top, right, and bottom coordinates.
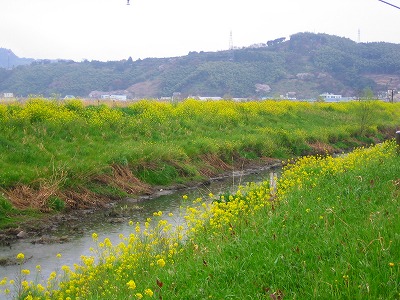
(228, 30, 235, 61)
(229, 30, 233, 50)
(358, 29, 361, 43)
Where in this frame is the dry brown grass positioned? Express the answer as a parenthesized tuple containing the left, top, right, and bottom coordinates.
(59, 188, 108, 209)
(3, 184, 107, 211)
(308, 142, 335, 155)
(199, 153, 233, 177)
(3, 155, 280, 213)
(4, 184, 58, 211)
(93, 164, 152, 195)
(3, 164, 151, 211)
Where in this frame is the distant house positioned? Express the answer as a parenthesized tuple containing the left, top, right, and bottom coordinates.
(198, 96, 222, 101)
(89, 91, 129, 100)
(64, 95, 75, 99)
(100, 94, 127, 101)
(320, 93, 342, 102)
(110, 95, 127, 101)
(3, 92, 14, 98)
(160, 96, 172, 101)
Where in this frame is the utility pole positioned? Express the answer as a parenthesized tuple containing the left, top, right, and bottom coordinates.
(388, 89, 395, 103)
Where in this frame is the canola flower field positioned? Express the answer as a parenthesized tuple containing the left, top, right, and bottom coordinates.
(0, 98, 399, 225)
(1, 140, 399, 299)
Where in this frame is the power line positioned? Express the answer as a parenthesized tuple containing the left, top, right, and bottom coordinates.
(378, 0, 400, 10)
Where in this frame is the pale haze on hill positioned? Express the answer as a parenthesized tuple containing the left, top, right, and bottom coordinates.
(1, 0, 399, 62)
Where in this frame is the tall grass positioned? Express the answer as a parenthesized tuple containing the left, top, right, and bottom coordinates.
(0, 98, 399, 219)
(0, 99, 398, 187)
(3, 141, 399, 299)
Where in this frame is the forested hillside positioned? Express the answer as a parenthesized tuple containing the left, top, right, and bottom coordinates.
(1, 32, 400, 99)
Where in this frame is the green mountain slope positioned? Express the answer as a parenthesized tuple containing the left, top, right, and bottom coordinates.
(1, 32, 400, 99)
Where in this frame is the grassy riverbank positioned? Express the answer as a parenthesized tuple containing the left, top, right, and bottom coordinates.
(2, 140, 399, 299)
(0, 98, 399, 229)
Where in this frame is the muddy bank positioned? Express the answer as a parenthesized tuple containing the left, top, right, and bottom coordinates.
(0, 159, 282, 250)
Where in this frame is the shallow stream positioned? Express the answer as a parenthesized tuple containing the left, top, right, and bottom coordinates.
(0, 165, 279, 285)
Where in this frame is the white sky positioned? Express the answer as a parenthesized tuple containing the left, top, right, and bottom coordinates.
(1, 0, 399, 62)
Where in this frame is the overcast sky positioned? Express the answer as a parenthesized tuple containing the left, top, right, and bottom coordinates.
(1, 0, 399, 62)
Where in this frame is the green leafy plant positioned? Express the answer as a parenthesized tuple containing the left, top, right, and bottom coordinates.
(47, 196, 65, 211)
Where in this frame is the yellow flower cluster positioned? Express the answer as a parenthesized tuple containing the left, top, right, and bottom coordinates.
(12, 98, 78, 124)
(277, 140, 397, 199)
(0, 98, 126, 129)
(183, 181, 273, 235)
(3, 177, 276, 298)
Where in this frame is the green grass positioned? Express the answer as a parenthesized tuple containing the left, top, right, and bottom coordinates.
(0, 196, 14, 228)
(5, 141, 399, 299)
(153, 144, 399, 299)
(0, 98, 399, 227)
(0, 99, 397, 188)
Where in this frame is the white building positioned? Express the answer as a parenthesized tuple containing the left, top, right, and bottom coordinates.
(3, 93, 14, 98)
(100, 94, 127, 101)
(198, 96, 222, 101)
(319, 93, 342, 102)
(110, 95, 127, 101)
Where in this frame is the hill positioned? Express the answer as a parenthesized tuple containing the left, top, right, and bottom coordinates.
(1, 32, 400, 99)
(0, 48, 34, 70)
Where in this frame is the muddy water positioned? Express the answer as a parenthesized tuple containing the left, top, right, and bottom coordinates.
(0, 166, 280, 284)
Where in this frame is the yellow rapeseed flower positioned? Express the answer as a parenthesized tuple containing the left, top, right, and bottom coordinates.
(104, 238, 112, 247)
(0, 278, 6, 286)
(144, 288, 154, 297)
(21, 280, 29, 289)
(126, 280, 136, 290)
(37, 283, 45, 292)
(61, 265, 70, 272)
(157, 258, 166, 268)
(21, 269, 30, 275)
(16, 253, 25, 261)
